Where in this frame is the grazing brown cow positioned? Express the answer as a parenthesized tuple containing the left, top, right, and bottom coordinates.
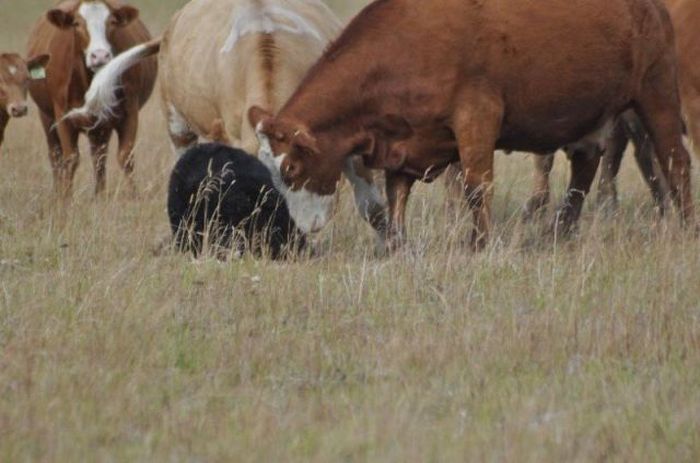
(26, 0, 156, 197)
(0, 53, 50, 150)
(524, 0, 700, 218)
(249, 0, 692, 249)
(69, 0, 388, 236)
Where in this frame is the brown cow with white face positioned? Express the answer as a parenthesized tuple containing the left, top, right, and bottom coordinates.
(0, 53, 50, 150)
(250, 0, 692, 250)
(26, 0, 156, 198)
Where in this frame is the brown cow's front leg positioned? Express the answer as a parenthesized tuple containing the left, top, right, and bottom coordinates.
(52, 106, 80, 199)
(0, 111, 8, 151)
(116, 101, 139, 197)
(384, 171, 415, 252)
(552, 149, 600, 237)
(523, 153, 555, 221)
(443, 162, 466, 215)
(88, 127, 112, 196)
(344, 157, 389, 238)
(596, 120, 628, 213)
(453, 90, 503, 251)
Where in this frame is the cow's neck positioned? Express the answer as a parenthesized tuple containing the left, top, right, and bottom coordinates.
(278, 17, 408, 147)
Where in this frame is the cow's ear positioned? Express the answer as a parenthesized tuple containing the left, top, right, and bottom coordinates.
(354, 133, 398, 169)
(369, 114, 413, 141)
(25, 54, 50, 80)
(26, 54, 50, 70)
(248, 106, 274, 131)
(47, 9, 76, 29)
(111, 6, 139, 27)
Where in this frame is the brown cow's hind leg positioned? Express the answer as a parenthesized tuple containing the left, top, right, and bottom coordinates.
(523, 153, 555, 221)
(552, 149, 600, 237)
(596, 119, 628, 213)
(635, 71, 694, 225)
(623, 112, 669, 213)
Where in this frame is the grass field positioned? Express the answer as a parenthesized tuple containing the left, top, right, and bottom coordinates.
(2, 1, 700, 461)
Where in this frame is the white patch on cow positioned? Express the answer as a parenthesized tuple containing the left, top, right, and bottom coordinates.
(221, 4, 324, 53)
(256, 124, 333, 233)
(8, 66, 17, 76)
(682, 134, 693, 154)
(343, 158, 386, 222)
(168, 104, 195, 157)
(78, 2, 112, 69)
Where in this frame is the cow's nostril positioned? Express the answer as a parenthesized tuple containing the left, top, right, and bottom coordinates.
(9, 104, 28, 117)
(89, 50, 112, 67)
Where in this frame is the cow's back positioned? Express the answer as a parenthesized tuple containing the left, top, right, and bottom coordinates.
(159, 0, 340, 153)
(400, 0, 675, 151)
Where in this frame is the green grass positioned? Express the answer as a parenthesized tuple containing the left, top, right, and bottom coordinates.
(1, 1, 700, 461)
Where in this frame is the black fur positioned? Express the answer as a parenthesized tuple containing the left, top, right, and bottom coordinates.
(167, 143, 306, 259)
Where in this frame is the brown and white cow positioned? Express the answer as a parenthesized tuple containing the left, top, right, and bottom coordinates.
(70, 0, 388, 236)
(523, 0, 700, 218)
(0, 53, 50, 150)
(26, 0, 157, 197)
(248, 0, 692, 250)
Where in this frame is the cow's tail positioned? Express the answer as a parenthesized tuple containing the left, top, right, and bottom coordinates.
(66, 38, 162, 124)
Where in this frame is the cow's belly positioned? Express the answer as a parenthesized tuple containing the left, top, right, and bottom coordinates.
(494, 67, 632, 152)
(497, 102, 622, 154)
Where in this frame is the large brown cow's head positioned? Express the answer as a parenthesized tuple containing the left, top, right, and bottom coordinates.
(249, 106, 412, 233)
(0, 53, 50, 118)
(47, 0, 139, 72)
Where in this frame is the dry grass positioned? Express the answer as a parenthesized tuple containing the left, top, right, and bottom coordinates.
(2, 1, 700, 461)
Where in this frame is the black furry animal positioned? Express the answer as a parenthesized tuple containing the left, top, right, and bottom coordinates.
(167, 143, 306, 259)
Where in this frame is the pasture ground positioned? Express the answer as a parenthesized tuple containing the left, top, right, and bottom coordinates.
(1, 1, 700, 461)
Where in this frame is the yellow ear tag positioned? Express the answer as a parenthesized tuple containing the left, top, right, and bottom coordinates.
(29, 66, 46, 80)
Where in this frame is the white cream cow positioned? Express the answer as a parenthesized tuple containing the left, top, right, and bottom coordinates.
(71, 0, 388, 235)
